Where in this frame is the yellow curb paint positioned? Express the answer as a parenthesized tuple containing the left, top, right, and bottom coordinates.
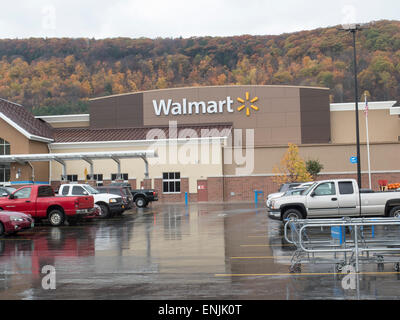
(215, 271, 400, 277)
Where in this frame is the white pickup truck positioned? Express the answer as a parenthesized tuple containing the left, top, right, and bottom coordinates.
(58, 184, 124, 218)
(268, 179, 400, 222)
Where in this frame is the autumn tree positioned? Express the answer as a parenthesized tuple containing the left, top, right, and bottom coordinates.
(273, 143, 313, 185)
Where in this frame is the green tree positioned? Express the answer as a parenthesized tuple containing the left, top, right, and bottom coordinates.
(306, 159, 324, 180)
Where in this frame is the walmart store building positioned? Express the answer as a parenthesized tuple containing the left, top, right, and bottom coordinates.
(0, 85, 399, 202)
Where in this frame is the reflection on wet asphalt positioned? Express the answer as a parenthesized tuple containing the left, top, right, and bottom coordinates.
(1, 203, 400, 299)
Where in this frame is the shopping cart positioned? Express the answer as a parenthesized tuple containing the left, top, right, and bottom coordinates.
(283, 217, 400, 273)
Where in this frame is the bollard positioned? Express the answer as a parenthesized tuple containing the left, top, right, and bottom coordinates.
(254, 190, 264, 205)
(185, 192, 188, 206)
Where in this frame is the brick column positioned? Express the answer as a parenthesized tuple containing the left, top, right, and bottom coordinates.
(207, 177, 224, 202)
(128, 179, 137, 189)
(141, 179, 152, 189)
(181, 178, 189, 202)
(154, 178, 163, 201)
(86, 180, 97, 187)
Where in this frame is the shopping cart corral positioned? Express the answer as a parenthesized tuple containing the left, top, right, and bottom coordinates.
(284, 217, 400, 273)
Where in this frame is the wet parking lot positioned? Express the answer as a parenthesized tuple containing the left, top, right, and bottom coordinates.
(1, 202, 400, 300)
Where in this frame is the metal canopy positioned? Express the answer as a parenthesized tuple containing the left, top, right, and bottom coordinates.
(0, 150, 158, 180)
(0, 150, 157, 163)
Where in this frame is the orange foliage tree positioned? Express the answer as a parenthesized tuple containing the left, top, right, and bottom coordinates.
(272, 143, 313, 185)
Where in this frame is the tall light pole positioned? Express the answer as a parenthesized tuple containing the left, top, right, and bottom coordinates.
(340, 23, 363, 188)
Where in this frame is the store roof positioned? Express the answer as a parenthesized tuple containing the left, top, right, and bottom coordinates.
(330, 101, 399, 114)
(53, 124, 233, 143)
(0, 98, 54, 142)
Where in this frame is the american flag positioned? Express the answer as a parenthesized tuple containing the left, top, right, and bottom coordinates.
(364, 95, 369, 116)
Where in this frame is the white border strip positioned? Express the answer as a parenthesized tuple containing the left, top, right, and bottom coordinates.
(50, 136, 228, 149)
(208, 170, 400, 178)
(330, 101, 398, 112)
(36, 114, 90, 123)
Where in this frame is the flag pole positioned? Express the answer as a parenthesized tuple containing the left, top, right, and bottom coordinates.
(365, 93, 372, 189)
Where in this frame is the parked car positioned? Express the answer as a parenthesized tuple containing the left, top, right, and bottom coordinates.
(268, 179, 400, 222)
(0, 187, 16, 197)
(284, 187, 307, 196)
(96, 186, 134, 211)
(0, 210, 34, 236)
(266, 182, 312, 208)
(58, 184, 123, 219)
(0, 185, 95, 226)
(266, 187, 307, 209)
(109, 182, 158, 208)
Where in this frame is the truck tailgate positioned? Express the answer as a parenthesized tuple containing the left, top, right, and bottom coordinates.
(76, 196, 94, 209)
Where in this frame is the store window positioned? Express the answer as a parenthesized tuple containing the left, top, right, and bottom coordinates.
(87, 174, 104, 186)
(111, 173, 128, 181)
(0, 138, 10, 185)
(61, 174, 78, 182)
(162, 172, 181, 194)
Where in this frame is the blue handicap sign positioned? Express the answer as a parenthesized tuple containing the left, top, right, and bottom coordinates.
(350, 156, 358, 164)
(331, 226, 344, 244)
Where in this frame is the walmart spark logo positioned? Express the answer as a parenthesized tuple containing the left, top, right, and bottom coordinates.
(237, 92, 259, 117)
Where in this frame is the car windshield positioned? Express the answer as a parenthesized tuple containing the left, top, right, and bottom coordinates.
(300, 188, 308, 195)
(109, 189, 122, 196)
(284, 188, 305, 196)
(85, 185, 100, 194)
(304, 182, 318, 195)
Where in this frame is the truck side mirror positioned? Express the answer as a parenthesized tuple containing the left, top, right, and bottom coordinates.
(8, 194, 15, 199)
(310, 192, 316, 197)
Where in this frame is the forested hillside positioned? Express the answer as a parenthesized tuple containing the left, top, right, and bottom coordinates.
(0, 20, 399, 115)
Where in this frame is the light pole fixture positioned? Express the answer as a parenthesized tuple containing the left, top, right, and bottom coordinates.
(339, 23, 364, 188)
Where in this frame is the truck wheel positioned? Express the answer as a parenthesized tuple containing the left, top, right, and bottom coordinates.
(48, 210, 65, 226)
(282, 209, 303, 221)
(98, 203, 111, 219)
(389, 206, 400, 218)
(135, 197, 146, 208)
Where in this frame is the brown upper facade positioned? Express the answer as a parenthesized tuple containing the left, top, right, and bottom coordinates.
(53, 123, 233, 143)
(89, 85, 331, 147)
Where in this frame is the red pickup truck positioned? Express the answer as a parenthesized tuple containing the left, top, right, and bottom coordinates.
(0, 185, 94, 226)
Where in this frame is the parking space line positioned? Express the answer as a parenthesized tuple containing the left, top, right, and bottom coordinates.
(242, 245, 295, 248)
(215, 271, 400, 277)
(231, 256, 290, 259)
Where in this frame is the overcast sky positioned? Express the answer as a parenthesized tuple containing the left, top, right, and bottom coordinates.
(0, 0, 399, 39)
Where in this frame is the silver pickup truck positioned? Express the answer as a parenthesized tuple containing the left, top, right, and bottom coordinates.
(268, 179, 400, 222)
